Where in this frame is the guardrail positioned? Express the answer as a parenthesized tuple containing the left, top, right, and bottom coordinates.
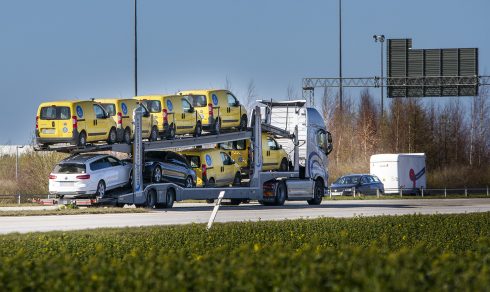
(327, 186, 490, 198)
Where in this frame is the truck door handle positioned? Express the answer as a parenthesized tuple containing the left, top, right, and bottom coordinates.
(52, 121, 55, 127)
(182, 113, 185, 119)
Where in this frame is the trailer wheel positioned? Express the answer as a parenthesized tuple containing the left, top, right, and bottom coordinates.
(275, 181, 287, 206)
(146, 189, 157, 208)
(229, 199, 242, 206)
(165, 188, 175, 208)
(307, 179, 324, 205)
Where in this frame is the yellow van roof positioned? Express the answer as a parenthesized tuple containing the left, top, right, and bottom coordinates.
(178, 89, 224, 95)
(94, 98, 133, 103)
(135, 95, 173, 100)
(38, 100, 91, 107)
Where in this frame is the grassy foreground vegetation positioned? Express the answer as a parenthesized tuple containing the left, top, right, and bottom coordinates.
(0, 207, 147, 217)
(0, 213, 489, 290)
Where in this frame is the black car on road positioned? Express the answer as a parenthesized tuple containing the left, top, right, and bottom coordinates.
(330, 174, 384, 196)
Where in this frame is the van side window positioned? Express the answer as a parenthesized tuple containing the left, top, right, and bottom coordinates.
(220, 152, 233, 165)
(182, 98, 192, 113)
(267, 138, 279, 150)
(107, 156, 121, 167)
(236, 140, 246, 150)
(227, 93, 238, 107)
(93, 104, 106, 119)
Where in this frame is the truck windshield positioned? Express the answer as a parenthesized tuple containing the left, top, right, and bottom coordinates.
(53, 163, 86, 174)
(184, 155, 200, 168)
(183, 95, 207, 107)
(40, 106, 71, 120)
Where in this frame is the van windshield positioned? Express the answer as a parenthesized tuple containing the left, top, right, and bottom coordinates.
(53, 163, 86, 174)
(184, 155, 200, 168)
(184, 95, 207, 107)
(100, 103, 116, 116)
(141, 100, 161, 113)
(40, 106, 71, 120)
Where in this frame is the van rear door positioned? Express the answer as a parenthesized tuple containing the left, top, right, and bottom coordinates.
(38, 105, 72, 138)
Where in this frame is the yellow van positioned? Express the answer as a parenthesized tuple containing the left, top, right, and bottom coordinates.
(178, 89, 247, 134)
(36, 100, 117, 147)
(180, 148, 241, 187)
(135, 95, 202, 139)
(217, 133, 289, 172)
(95, 98, 158, 143)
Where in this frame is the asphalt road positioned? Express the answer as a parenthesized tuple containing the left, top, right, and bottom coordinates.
(1, 198, 489, 234)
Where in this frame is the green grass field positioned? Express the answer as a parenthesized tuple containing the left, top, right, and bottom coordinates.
(0, 212, 489, 291)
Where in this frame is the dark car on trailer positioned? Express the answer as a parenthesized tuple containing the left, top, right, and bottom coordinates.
(143, 150, 197, 188)
(330, 174, 384, 196)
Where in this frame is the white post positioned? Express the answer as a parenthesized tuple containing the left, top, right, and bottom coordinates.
(376, 188, 380, 198)
(207, 191, 225, 230)
(465, 187, 468, 197)
(487, 186, 488, 197)
(444, 187, 447, 198)
(421, 187, 424, 197)
(399, 187, 402, 198)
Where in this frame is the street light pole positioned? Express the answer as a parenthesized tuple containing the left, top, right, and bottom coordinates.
(373, 34, 385, 116)
(339, 0, 343, 111)
(134, 0, 138, 97)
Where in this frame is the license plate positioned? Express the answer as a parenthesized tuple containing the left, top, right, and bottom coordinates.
(42, 128, 55, 134)
(59, 182, 75, 187)
(331, 191, 343, 196)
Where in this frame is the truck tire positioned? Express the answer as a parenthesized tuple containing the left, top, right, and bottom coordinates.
(165, 188, 175, 208)
(307, 179, 323, 205)
(146, 189, 157, 208)
(275, 181, 287, 206)
(78, 131, 87, 147)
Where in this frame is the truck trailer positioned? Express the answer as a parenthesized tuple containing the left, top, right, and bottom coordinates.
(370, 153, 426, 194)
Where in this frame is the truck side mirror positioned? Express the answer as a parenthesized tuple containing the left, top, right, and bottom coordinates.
(189, 106, 195, 113)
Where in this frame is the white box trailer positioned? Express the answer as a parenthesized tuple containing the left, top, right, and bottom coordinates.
(370, 153, 426, 194)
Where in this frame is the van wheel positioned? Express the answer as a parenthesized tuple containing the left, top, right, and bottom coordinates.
(108, 127, 117, 144)
(123, 128, 131, 144)
(149, 126, 158, 141)
(233, 172, 241, 186)
(194, 122, 202, 137)
(78, 131, 87, 147)
(185, 176, 194, 188)
(207, 178, 216, 187)
(152, 166, 162, 183)
(167, 124, 176, 139)
(96, 180, 106, 199)
(213, 118, 221, 134)
(307, 179, 324, 205)
(146, 189, 157, 208)
(275, 181, 287, 206)
(279, 158, 288, 171)
(239, 115, 247, 130)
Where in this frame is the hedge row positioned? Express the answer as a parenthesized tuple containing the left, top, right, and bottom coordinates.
(0, 213, 489, 291)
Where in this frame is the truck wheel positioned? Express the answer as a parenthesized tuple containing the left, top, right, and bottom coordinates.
(123, 128, 131, 144)
(275, 181, 287, 206)
(307, 179, 324, 205)
(152, 166, 162, 183)
(165, 188, 175, 208)
(193, 122, 202, 137)
(279, 158, 288, 171)
(229, 199, 242, 206)
(149, 126, 158, 141)
(78, 131, 87, 147)
(239, 115, 247, 131)
(146, 189, 157, 208)
(108, 127, 117, 144)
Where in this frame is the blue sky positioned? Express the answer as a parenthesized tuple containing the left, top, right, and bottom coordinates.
(1, 0, 489, 144)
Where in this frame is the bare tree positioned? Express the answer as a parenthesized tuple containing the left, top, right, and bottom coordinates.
(225, 76, 233, 91)
(245, 79, 258, 113)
